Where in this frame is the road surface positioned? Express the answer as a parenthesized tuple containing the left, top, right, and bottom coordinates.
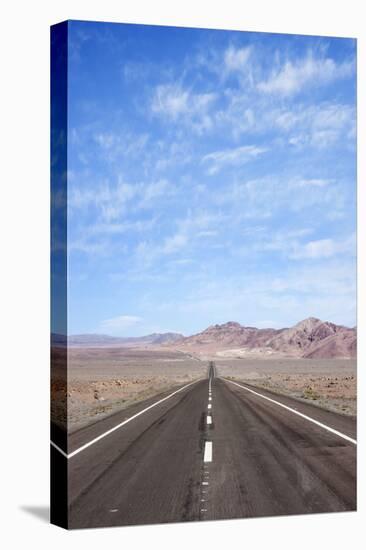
(58, 364, 356, 528)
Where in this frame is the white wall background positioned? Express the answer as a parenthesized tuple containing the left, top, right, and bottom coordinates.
(1, 1, 365, 548)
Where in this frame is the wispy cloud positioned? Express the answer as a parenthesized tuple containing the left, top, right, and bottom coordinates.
(202, 145, 267, 175)
(258, 51, 354, 96)
(289, 234, 355, 260)
(69, 177, 172, 222)
(151, 83, 217, 132)
(246, 229, 355, 263)
(273, 102, 355, 149)
(94, 132, 149, 160)
(224, 45, 252, 73)
(133, 210, 221, 268)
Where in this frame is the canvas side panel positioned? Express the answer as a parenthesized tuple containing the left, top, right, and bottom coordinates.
(50, 20, 68, 529)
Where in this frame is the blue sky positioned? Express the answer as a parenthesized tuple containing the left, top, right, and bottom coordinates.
(66, 21, 356, 336)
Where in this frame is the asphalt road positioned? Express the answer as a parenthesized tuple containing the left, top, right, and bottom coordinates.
(65, 365, 356, 528)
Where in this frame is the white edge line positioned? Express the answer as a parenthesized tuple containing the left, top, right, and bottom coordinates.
(50, 440, 68, 458)
(225, 379, 357, 445)
(51, 379, 200, 459)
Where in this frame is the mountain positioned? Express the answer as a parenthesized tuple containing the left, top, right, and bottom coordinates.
(303, 329, 357, 359)
(266, 317, 353, 356)
(176, 321, 283, 349)
(66, 332, 184, 347)
(170, 318, 356, 359)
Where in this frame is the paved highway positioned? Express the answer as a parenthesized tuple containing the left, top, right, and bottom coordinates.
(56, 363, 356, 528)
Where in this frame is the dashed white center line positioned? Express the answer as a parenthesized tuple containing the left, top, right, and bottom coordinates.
(109, 509, 118, 513)
(200, 377, 214, 515)
(204, 441, 213, 462)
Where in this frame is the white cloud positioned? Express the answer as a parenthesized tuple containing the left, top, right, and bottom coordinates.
(133, 211, 221, 267)
(210, 174, 350, 224)
(162, 232, 188, 254)
(224, 45, 251, 72)
(202, 145, 267, 175)
(212, 90, 256, 138)
(272, 103, 356, 149)
(69, 177, 171, 223)
(152, 84, 190, 118)
(161, 211, 220, 254)
(152, 84, 216, 118)
(258, 52, 353, 96)
(293, 238, 337, 259)
(151, 84, 217, 133)
(211, 88, 355, 146)
(290, 234, 355, 260)
(93, 132, 149, 160)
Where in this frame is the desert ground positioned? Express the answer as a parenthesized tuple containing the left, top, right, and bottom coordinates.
(52, 346, 206, 432)
(215, 357, 356, 416)
(51, 343, 356, 434)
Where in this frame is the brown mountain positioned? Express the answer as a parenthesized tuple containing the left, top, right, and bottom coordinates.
(266, 317, 353, 356)
(173, 318, 356, 359)
(176, 321, 283, 349)
(303, 329, 357, 359)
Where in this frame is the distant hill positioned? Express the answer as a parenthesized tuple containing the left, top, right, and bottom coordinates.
(265, 317, 356, 358)
(63, 332, 184, 347)
(302, 328, 357, 359)
(173, 321, 284, 349)
(172, 317, 356, 359)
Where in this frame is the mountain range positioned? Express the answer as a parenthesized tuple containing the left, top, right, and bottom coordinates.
(55, 317, 356, 358)
(173, 317, 356, 359)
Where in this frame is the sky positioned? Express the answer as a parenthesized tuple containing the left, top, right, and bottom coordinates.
(66, 20, 356, 336)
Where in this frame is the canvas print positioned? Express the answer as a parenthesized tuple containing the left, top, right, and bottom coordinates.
(51, 20, 357, 529)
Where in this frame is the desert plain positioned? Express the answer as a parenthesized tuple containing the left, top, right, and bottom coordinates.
(52, 347, 205, 432)
(51, 350, 355, 434)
